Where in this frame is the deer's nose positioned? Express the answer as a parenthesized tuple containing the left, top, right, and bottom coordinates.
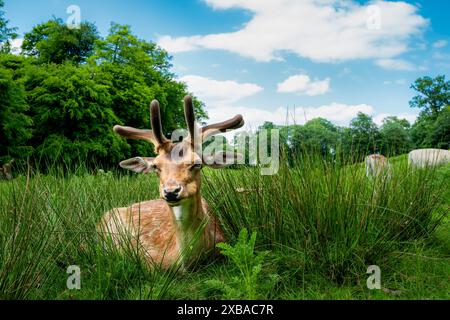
(163, 186, 182, 201)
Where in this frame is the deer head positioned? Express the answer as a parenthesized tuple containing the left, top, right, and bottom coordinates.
(113, 96, 244, 207)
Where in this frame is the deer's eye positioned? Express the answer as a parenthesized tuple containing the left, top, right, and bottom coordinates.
(191, 163, 202, 170)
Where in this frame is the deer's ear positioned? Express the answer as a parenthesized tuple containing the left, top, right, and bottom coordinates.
(203, 151, 243, 169)
(119, 157, 155, 173)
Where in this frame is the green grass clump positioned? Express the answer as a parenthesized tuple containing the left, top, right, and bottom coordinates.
(203, 153, 448, 283)
(0, 154, 448, 300)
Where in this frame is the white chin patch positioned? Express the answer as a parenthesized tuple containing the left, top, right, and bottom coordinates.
(172, 206, 183, 221)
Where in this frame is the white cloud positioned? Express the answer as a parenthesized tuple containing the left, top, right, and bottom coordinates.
(297, 103, 374, 125)
(179, 75, 263, 105)
(375, 58, 421, 71)
(180, 74, 415, 135)
(339, 67, 352, 77)
(432, 40, 448, 49)
(208, 104, 418, 134)
(158, 0, 428, 63)
(432, 52, 450, 60)
(206, 102, 375, 132)
(383, 79, 407, 85)
(180, 74, 371, 129)
(236, 69, 249, 74)
(395, 79, 407, 85)
(277, 74, 330, 96)
(158, 35, 203, 54)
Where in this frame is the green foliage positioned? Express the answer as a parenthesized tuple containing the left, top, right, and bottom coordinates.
(22, 18, 99, 64)
(410, 75, 450, 117)
(272, 113, 386, 164)
(410, 115, 432, 148)
(0, 61, 33, 164)
(429, 106, 450, 149)
(345, 112, 380, 158)
(211, 229, 271, 299)
(281, 118, 339, 156)
(21, 62, 129, 168)
(0, 0, 17, 53)
(91, 23, 171, 76)
(411, 105, 450, 150)
(90, 23, 207, 135)
(380, 116, 412, 156)
(410, 75, 450, 148)
(0, 15, 207, 169)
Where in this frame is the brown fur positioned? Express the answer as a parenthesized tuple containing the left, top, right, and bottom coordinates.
(98, 197, 224, 269)
(98, 96, 242, 270)
(365, 154, 389, 178)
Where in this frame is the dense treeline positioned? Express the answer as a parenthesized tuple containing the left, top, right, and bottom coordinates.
(0, 1, 449, 172)
(254, 76, 449, 162)
(0, 2, 205, 170)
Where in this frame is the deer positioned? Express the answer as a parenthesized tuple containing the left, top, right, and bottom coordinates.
(98, 96, 244, 270)
(365, 154, 390, 178)
(0, 160, 13, 181)
(408, 148, 450, 168)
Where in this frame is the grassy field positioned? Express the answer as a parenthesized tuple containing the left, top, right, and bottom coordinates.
(0, 154, 449, 300)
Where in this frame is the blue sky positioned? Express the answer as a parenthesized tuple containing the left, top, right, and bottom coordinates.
(4, 0, 450, 128)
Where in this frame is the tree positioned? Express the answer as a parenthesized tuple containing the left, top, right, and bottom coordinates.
(410, 75, 450, 118)
(410, 75, 450, 148)
(0, 0, 17, 53)
(22, 62, 129, 167)
(22, 18, 99, 64)
(90, 23, 207, 155)
(425, 106, 450, 149)
(15, 22, 208, 168)
(379, 116, 412, 156)
(345, 112, 380, 158)
(279, 118, 339, 158)
(91, 23, 171, 77)
(0, 60, 33, 165)
(1, 18, 208, 170)
(300, 118, 339, 155)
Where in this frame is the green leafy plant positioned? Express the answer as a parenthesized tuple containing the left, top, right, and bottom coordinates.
(209, 228, 273, 299)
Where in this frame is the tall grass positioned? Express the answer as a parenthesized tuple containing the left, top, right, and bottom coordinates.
(0, 153, 448, 299)
(0, 167, 180, 299)
(203, 153, 448, 282)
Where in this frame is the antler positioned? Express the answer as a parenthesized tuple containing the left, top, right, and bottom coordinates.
(113, 125, 157, 145)
(184, 96, 199, 150)
(150, 100, 169, 146)
(115, 96, 244, 153)
(113, 99, 169, 151)
(183, 95, 245, 146)
(201, 114, 244, 141)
